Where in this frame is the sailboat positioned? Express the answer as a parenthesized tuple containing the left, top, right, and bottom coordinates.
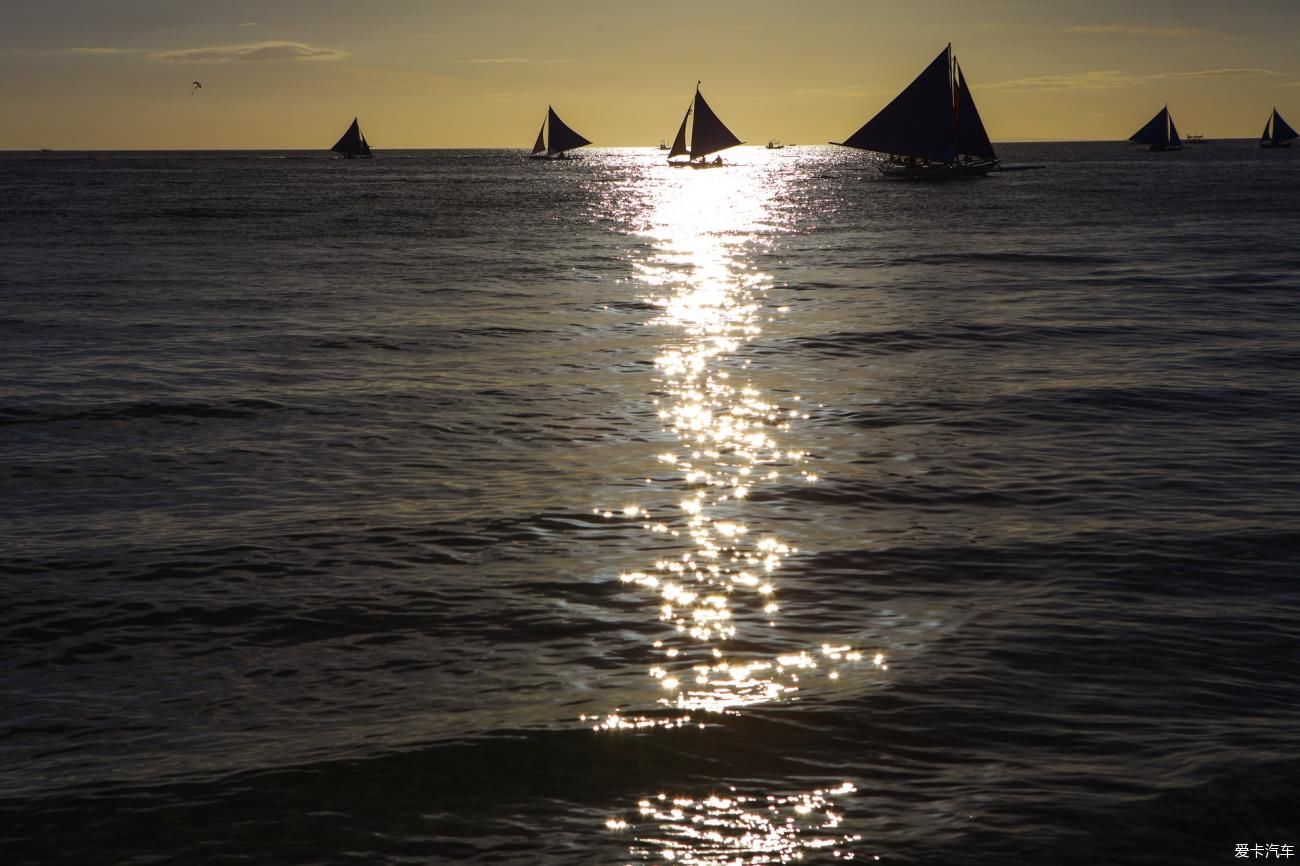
(834, 44, 997, 179)
(530, 106, 591, 159)
(1259, 108, 1298, 149)
(331, 118, 372, 158)
(667, 83, 743, 167)
(1129, 106, 1182, 151)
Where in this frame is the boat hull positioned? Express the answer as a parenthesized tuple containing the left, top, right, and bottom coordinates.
(1260, 141, 1292, 149)
(878, 158, 998, 180)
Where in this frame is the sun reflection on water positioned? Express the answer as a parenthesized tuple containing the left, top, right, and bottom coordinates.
(590, 151, 885, 862)
(607, 783, 864, 865)
(592, 154, 883, 728)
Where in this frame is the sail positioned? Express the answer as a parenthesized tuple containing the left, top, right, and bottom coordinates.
(360, 134, 371, 157)
(545, 107, 591, 155)
(954, 62, 996, 160)
(532, 121, 546, 154)
(1129, 107, 1170, 147)
(331, 118, 366, 155)
(688, 87, 742, 159)
(1167, 113, 1182, 148)
(1262, 117, 1274, 144)
(1272, 109, 1298, 144)
(839, 45, 958, 162)
(668, 106, 690, 158)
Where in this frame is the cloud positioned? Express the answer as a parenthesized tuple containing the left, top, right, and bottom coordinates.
(1065, 25, 1205, 37)
(150, 41, 348, 63)
(986, 71, 1136, 91)
(988, 67, 1274, 91)
(66, 47, 144, 56)
(1155, 67, 1274, 79)
(467, 57, 572, 64)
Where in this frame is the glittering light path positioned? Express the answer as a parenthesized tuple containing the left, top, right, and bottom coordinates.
(594, 154, 887, 863)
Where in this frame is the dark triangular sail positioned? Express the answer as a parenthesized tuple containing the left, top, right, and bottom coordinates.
(532, 121, 546, 154)
(331, 118, 368, 156)
(668, 106, 690, 158)
(1129, 107, 1170, 147)
(1167, 113, 1182, 148)
(839, 46, 956, 162)
(1269, 108, 1298, 145)
(1262, 117, 1273, 143)
(688, 86, 742, 159)
(545, 106, 591, 155)
(955, 62, 996, 160)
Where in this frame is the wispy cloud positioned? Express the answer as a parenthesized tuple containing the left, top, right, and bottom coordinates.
(1155, 67, 1273, 79)
(986, 71, 1136, 91)
(988, 67, 1274, 91)
(66, 47, 144, 56)
(1066, 25, 1205, 37)
(467, 57, 573, 64)
(150, 41, 348, 63)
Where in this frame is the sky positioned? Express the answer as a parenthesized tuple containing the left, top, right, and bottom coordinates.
(3, 0, 1300, 149)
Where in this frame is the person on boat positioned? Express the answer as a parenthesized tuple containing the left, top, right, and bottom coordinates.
(713, 156, 722, 165)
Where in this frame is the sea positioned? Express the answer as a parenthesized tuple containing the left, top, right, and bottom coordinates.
(2, 142, 1298, 865)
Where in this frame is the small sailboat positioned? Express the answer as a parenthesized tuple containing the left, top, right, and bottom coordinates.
(530, 107, 591, 159)
(331, 118, 372, 158)
(667, 83, 743, 167)
(834, 44, 997, 179)
(1259, 108, 1298, 149)
(766, 139, 785, 150)
(658, 139, 669, 150)
(1129, 106, 1182, 151)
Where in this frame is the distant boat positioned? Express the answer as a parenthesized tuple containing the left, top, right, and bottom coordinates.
(1259, 108, 1298, 149)
(1183, 134, 1205, 144)
(834, 44, 997, 180)
(531, 106, 591, 159)
(766, 139, 785, 150)
(331, 118, 372, 158)
(1129, 106, 1182, 151)
(667, 82, 743, 167)
(658, 139, 669, 150)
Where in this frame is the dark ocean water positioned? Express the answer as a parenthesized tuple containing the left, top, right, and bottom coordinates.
(2, 142, 1298, 865)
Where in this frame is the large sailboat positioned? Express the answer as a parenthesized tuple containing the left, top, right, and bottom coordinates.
(1259, 108, 1298, 149)
(834, 44, 997, 180)
(1129, 106, 1182, 151)
(331, 118, 372, 158)
(530, 107, 591, 159)
(667, 83, 743, 167)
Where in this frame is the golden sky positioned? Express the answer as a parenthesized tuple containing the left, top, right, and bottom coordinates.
(3, 0, 1299, 149)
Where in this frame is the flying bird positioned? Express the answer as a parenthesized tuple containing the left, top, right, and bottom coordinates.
(191, 81, 202, 95)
